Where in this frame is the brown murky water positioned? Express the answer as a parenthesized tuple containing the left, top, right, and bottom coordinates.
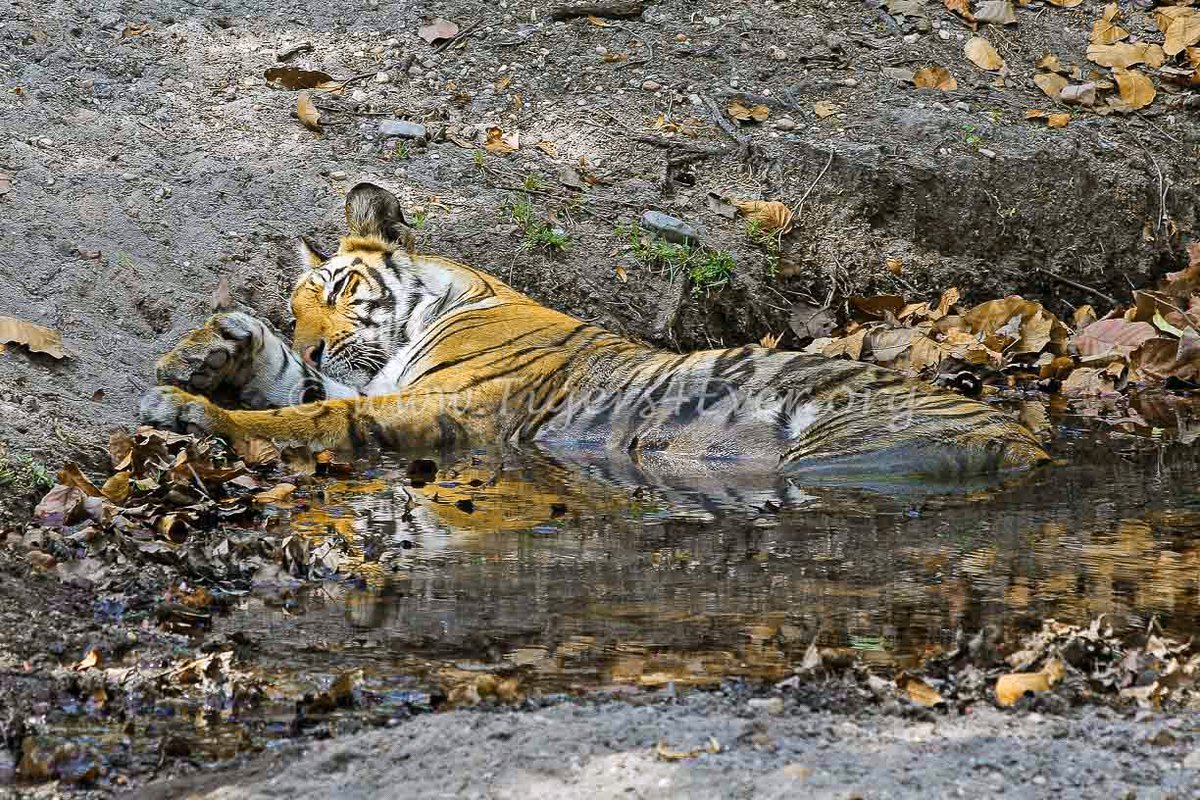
(217, 397, 1200, 701)
(16, 397, 1200, 785)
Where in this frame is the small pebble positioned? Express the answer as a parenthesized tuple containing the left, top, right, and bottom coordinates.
(329, 171, 347, 180)
(642, 80, 662, 91)
(955, 101, 970, 112)
(374, 71, 390, 84)
(775, 117, 796, 131)
(839, 78, 858, 87)
(978, 148, 996, 159)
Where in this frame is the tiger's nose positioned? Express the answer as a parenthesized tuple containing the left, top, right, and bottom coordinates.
(303, 341, 325, 369)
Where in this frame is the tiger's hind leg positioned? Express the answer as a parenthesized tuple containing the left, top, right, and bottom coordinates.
(155, 312, 357, 409)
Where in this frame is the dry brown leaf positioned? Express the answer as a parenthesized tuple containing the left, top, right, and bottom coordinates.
(58, 463, 102, 498)
(0, 315, 66, 358)
(1036, 53, 1066, 73)
(614, 265, 628, 283)
(536, 140, 558, 158)
(898, 675, 945, 707)
(585, 14, 612, 27)
(0, 171, 10, 196)
(735, 199, 794, 233)
(418, 17, 459, 44)
(74, 649, 101, 671)
(297, 91, 322, 132)
(965, 37, 1005, 71)
(886, 257, 903, 276)
(945, 0, 976, 23)
(913, 66, 957, 91)
(1047, 112, 1071, 128)
(1087, 42, 1165, 69)
(1164, 10, 1200, 56)
(1114, 68, 1156, 110)
(484, 127, 519, 154)
(1033, 72, 1068, 99)
(823, 328, 868, 360)
(995, 659, 1066, 707)
(101, 472, 131, 505)
(254, 483, 297, 504)
(1074, 319, 1159, 357)
(813, 99, 838, 118)
(760, 331, 782, 349)
(264, 67, 334, 90)
(655, 741, 702, 761)
(727, 100, 770, 123)
(1046, 0, 1081, 6)
(1090, 19, 1129, 46)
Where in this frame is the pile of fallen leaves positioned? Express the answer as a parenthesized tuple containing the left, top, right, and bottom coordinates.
(908, 1, 1199, 122)
(790, 244, 1200, 397)
(783, 617, 1200, 714)
(4, 428, 351, 608)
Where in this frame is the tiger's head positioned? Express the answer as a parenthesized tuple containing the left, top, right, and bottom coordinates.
(291, 183, 421, 389)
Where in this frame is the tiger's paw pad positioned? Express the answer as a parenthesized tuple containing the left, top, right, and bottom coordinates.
(155, 312, 264, 393)
(139, 386, 225, 436)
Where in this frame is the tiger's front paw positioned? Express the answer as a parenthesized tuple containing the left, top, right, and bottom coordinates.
(155, 312, 264, 395)
(139, 386, 230, 437)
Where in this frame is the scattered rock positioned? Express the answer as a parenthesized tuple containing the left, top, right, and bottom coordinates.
(329, 171, 348, 180)
(640, 210, 699, 244)
(641, 79, 662, 91)
(374, 71, 391, 84)
(378, 119, 428, 139)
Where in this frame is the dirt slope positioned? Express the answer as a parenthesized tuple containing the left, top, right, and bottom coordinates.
(1, 0, 1196, 470)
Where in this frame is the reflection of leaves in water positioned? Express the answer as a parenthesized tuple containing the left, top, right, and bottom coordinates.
(849, 634, 889, 652)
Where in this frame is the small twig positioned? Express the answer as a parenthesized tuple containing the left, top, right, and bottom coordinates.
(136, 118, 165, 137)
(1035, 267, 1118, 306)
(701, 95, 746, 144)
(434, 20, 482, 53)
(795, 149, 834, 220)
(550, 0, 644, 21)
(276, 41, 313, 61)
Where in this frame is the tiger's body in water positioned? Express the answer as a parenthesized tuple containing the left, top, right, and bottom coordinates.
(141, 183, 1048, 476)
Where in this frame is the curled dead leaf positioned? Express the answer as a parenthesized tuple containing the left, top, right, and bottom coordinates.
(254, 483, 297, 504)
(1087, 42, 1165, 69)
(965, 37, 1005, 71)
(913, 66, 958, 91)
(484, 127, 519, 154)
(898, 674, 944, 707)
(1113, 68, 1156, 110)
(727, 100, 770, 123)
(1033, 72, 1068, 100)
(418, 17, 460, 45)
(995, 659, 1065, 707)
(1163, 8, 1200, 56)
(735, 199, 794, 234)
(0, 315, 66, 359)
(297, 91, 322, 132)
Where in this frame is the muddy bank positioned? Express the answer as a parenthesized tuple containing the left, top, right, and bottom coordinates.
(2, 0, 1199, 466)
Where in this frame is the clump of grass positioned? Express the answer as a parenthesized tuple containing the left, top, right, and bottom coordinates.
(688, 249, 735, 292)
(744, 218, 782, 279)
(393, 141, 410, 159)
(508, 195, 569, 254)
(0, 452, 54, 493)
(522, 174, 546, 191)
(410, 210, 428, 230)
(619, 223, 736, 293)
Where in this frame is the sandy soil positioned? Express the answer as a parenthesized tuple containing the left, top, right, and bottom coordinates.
(154, 695, 1200, 799)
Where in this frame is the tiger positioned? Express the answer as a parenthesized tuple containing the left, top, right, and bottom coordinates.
(140, 182, 1049, 477)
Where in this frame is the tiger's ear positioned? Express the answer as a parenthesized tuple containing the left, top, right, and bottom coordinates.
(345, 182, 408, 244)
(297, 236, 329, 271)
